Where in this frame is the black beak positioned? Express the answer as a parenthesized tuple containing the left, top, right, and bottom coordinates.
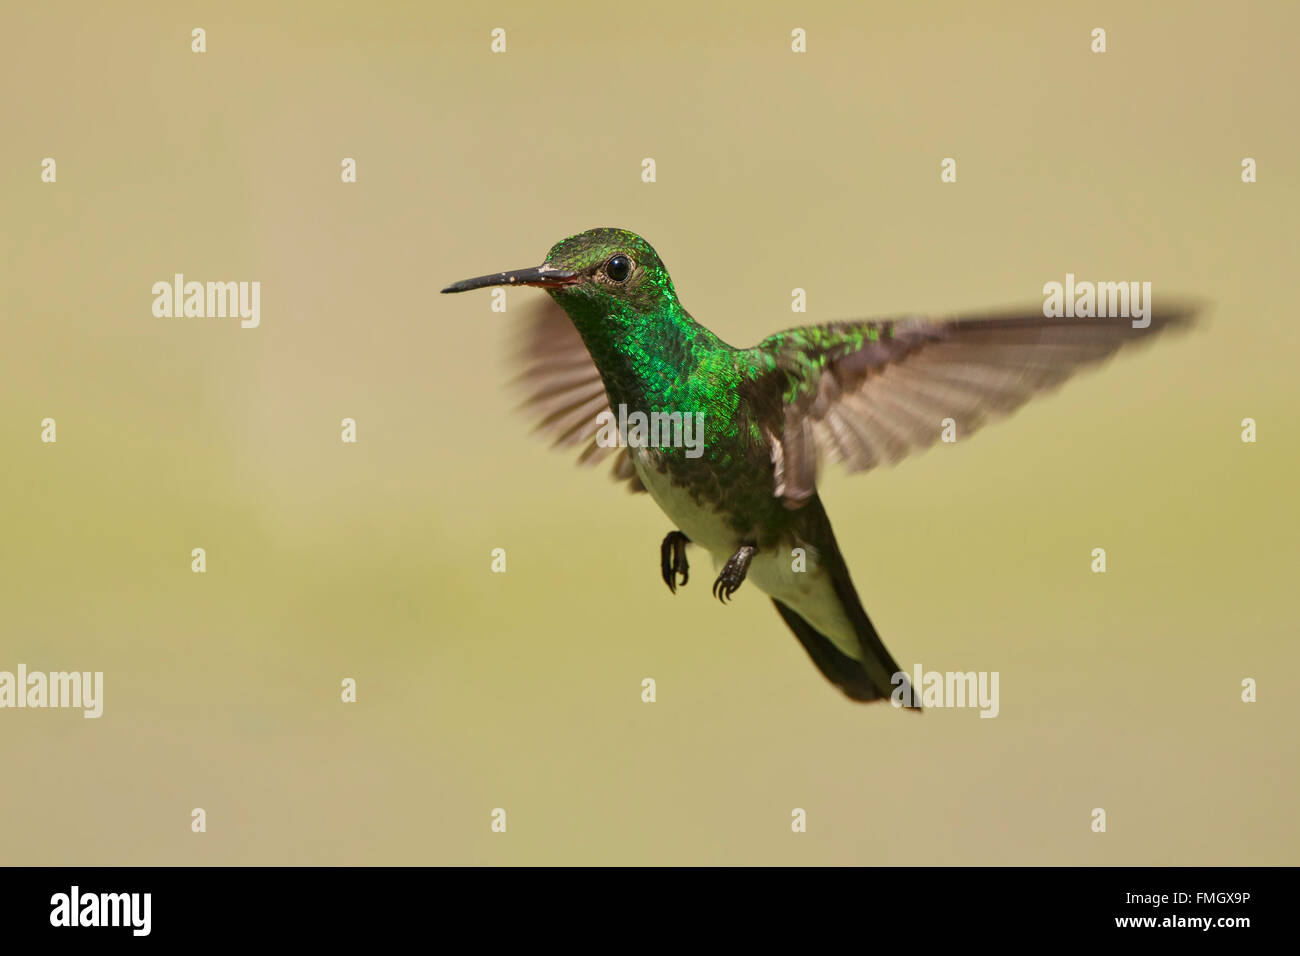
(440, 265, 579, 294)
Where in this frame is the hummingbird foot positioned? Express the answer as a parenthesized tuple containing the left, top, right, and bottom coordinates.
(712, 545, 757, 604)
(660, 531, 691, 593)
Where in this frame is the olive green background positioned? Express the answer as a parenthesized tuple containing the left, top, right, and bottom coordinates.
(2, 1, 1296, 865)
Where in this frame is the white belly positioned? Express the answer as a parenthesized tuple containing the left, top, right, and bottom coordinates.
(631, 449, 863, 659)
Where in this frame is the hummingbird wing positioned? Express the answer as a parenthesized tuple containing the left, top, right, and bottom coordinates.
(751, 307, 1198, 507)
(510, 297, 646, 492)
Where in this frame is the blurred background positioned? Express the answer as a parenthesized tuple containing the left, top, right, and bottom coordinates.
(2, 0, 1296, 865)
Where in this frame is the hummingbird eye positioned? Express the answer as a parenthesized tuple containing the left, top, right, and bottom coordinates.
(604, 254, 632, 282)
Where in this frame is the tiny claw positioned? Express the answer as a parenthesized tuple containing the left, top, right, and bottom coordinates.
(661, 531, 690, 595)
(712, 544, 756, 605)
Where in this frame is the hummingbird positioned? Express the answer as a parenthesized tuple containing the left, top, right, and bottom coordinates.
(442, 228, 1194, 707)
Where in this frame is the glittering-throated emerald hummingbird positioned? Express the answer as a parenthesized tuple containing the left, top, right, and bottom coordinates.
(442, 228, 1194, 707)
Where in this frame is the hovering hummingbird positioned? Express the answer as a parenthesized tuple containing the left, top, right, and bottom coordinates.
(442, 228, 1194, 707)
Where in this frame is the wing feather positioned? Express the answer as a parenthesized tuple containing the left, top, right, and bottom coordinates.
(510, 298, 646, 492)
(754, 307, 1198, 506)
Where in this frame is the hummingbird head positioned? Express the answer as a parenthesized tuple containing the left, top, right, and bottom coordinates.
(440, 227, 679, 318)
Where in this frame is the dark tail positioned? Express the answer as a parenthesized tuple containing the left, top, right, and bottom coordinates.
(773, 500, 921, 709)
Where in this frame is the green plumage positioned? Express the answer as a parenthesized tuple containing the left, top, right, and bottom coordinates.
(443, 227, 1196, 704)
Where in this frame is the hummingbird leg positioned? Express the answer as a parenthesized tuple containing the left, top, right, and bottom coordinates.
(712, 544, 757, 604)
(661, 531, 690, 593)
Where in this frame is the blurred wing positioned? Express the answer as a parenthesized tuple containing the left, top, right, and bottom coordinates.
(510, 297, 645, 492)
(753, 306, 1199, 507)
